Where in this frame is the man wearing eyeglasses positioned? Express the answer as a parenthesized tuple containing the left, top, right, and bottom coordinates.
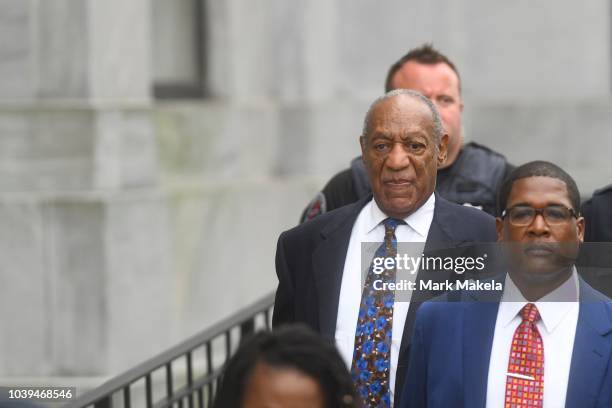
(400, 160, 612, 408)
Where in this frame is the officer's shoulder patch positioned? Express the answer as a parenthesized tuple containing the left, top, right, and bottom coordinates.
(303, 192, 327, 222)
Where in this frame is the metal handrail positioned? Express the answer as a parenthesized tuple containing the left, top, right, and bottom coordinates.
(67, 292, 275, 408)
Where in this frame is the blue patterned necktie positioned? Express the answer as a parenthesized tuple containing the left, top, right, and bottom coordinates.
(351, 218, 404, 407)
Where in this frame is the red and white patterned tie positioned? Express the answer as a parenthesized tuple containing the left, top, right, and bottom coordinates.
(505, 303, 544, 407)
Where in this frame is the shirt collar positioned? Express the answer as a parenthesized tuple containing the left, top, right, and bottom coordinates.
(364, 193, 436, 237)
(498, 267, 579, 334)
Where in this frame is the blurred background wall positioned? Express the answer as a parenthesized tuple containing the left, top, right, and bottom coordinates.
(1, 0, 611, 390)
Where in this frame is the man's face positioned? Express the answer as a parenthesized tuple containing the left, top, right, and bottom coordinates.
(496, 176, 585, 284)
(390, 61, 463, 168)
(360, 95, 448, 219)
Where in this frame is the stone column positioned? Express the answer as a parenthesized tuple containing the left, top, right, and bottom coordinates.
(0, 0, 173, 381)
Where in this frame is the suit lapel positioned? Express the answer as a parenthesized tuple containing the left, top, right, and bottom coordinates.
(399, 196, 466, 356)
(423, 193, 473, 253)
(312, 197, 370, 339)
(395, 195, 472, 401)
(565, 282, 612, 408)
(463, 300, 499, 408)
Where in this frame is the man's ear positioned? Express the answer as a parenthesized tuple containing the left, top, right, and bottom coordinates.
(360, 136, 367, 161)
(496, 217, 504, 241)
(437, 133, 449, 166)
(576, 216, 585, 243)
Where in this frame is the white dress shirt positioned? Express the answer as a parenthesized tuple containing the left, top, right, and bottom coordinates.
(335, 194, 435, 406)
(486, 269, 580, 408)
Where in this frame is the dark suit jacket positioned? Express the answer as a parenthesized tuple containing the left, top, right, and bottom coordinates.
(273, 193, 497, 402)
(401, 277, 612, 408)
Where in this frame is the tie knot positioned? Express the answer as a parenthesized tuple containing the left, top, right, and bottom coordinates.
(520, 303, 541, 323)
(383, 218, 405, 233)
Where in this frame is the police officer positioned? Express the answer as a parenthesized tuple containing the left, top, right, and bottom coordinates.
(582, 183, 612, 241)
(578, 184, 612, 297)
(301, 44, 513, 222)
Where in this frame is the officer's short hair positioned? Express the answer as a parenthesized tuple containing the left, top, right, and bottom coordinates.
(497, 160, 581, 214)
(385, 43, 462, 93)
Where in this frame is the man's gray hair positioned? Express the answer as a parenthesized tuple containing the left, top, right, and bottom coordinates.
(361, 89, 445, 147)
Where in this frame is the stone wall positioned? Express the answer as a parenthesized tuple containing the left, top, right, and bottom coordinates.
(0, 0, 610, 392)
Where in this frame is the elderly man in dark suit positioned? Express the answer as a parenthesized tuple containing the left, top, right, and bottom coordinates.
(273, 89, 497, 407)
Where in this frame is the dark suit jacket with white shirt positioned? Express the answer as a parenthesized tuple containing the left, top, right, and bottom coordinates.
(400, 276, 612, 408)
(272, 193, 497, 404)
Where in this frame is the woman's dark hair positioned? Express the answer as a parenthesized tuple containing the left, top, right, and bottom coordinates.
(214, 324, 357, 408)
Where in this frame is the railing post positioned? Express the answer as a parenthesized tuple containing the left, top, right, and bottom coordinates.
(240, 319, 255, 342)
(69, 293, 274, 408)
(94, 396, 113, 408)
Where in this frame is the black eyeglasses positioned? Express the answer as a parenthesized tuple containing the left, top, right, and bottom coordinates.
(501, 205, 579, 226)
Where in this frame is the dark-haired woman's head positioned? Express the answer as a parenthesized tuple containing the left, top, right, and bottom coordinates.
(214, 324, 357, 408)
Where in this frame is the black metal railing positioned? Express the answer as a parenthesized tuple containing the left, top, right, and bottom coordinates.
(67, 293, 275, 408)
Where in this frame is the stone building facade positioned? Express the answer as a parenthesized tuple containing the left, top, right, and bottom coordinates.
(0, 0, 610, 389)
